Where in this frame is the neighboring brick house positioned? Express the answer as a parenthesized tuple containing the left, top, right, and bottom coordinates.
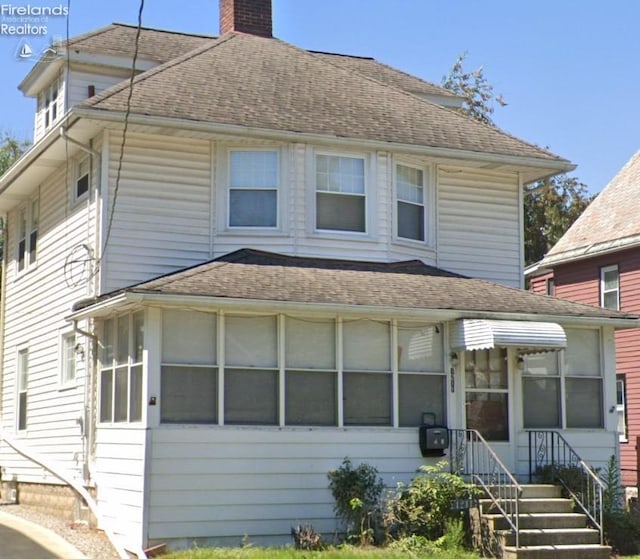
(0, 0, 636, 554)
(528, 150, 640, 488)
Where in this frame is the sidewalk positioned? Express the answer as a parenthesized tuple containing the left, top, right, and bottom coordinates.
(0, 509, 87, 559)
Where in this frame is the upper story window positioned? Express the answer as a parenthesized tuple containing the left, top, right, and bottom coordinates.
(396, 163, 427, 242)
(546, 278, 555, 296)
(39, 78, 60, 131)
(75, 157, 90, 201)
(228, 150, 278, 228)
(315, 154, 366, 233)
(17, 197, 38, 273)
(600, 265, 619, 310)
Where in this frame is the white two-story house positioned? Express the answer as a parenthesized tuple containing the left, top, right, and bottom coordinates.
(0, 0, 635, 555)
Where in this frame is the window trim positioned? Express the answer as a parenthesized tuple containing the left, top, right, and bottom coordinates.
(600, 264, 620, 310)
(313, 151, 369, 235)
(16, 346, 28, 432)
(59, 330, 78, 389)
(393, 161, 433, 245)
(38, 76, 61, 132)
(225, 148, 281, 230)
(617, 374, 628, 443)
(74, 156, 90, 203)
(16, 194, 39, 275)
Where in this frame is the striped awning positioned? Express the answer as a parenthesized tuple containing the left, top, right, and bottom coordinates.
(450, 319, 566, 351)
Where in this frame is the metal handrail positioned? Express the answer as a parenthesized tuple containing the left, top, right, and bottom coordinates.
(528, 430, 605, 545)
(450, 429, 522, 548)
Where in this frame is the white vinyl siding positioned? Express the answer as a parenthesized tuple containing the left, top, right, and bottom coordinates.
(0, 150, 96, 484)
(67, 68, 132, 107)
(437, 168, 521, 287)
(103, 132, 212, 291)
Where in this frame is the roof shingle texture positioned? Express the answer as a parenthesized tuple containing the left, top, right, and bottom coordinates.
(546, 150, 640, 258)
(75, 249, 635, 321)
(79, 31, 563, 163)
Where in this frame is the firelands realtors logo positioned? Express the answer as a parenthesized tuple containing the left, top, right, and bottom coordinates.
(1, 3, 68, 60)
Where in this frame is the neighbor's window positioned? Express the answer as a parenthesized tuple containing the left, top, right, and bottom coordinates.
(17, 348, 28, 431)
(75, 157, 90, 201)
(600, 265, 619, 310)
(546, 278, 555, 296)
(17, 196, 39, 272)
(396, 164, 426, 242)
(99, 312, 144, 423)
(316, 154, 365, 232)
(617, 375, 628, 442)
(60, 332, 77, 386)
(228, 150, 278, 228)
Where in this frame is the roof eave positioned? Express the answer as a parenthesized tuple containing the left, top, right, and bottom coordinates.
(66, 290, 640, 329)
(542, 235, 640, 268)
(73, 107, 575, 182)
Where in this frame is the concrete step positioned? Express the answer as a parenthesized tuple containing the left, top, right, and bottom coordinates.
(502, 544, 611, 559)
(479, 497, 574, 514)
(484, 484, 562, 499)
(497, 527, 601, 547)
(484, 512, 587, 530)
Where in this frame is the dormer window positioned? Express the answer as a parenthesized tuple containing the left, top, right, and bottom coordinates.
(38, 77, 60, 132)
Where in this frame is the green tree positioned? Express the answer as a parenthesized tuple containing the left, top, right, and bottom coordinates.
(441, 54, 592, 265)
(524, 175, 593, 265)
(0, 133, 30, 259)
(0, 133, 29, 176)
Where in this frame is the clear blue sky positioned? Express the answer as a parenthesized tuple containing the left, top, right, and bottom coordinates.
(1, 0, 638, 194)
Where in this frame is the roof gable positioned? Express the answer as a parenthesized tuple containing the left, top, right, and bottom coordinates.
(544, 150, 640, 263)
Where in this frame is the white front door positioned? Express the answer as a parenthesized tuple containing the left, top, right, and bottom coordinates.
(460, 347, 515, 472)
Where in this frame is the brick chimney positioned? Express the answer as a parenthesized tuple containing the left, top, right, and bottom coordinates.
(219, 0, 272, 37)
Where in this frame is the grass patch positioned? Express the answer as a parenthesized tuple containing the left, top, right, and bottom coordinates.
(160, 545, 480, 559)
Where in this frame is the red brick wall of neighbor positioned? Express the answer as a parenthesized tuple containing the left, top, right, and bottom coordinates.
(220, 0, 272, 37)
(554, 248, 640, 487)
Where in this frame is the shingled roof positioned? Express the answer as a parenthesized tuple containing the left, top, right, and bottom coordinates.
(73, 249, 636, 323)
(62, 23, 212, 63)
(543, 150, 640, 265)
(78, 32, 565, 165)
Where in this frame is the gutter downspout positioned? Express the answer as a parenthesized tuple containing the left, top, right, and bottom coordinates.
(59, 127, 101, 158)
(1, 436, 143, 559)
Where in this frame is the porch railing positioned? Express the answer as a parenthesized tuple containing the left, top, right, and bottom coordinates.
(528, 430, 605, 545)
(449, 429, 522, 548)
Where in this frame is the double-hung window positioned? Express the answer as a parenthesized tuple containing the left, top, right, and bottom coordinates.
(17, 348, 28, 431)
(39, 78, 60, 132)
(99, 312, 144, 423)
(17, 197, 39, 273)
(396, 164, 426, 242)
(60, 332, 77, 387)
(600, 265, 619, 310)
(75, 157, 90, 201)
(315, 154, 366, 233)
(228, 150, 278, 228)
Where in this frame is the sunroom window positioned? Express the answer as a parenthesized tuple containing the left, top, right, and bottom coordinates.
(99, 312, 144, 423)
(315, 154, 365, 232)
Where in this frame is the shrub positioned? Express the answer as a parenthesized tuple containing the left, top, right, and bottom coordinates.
(604, 511, 640, 555)
(602, 455, 623, 514)
(290, 524, 324, 550)
(327, 458, 384, 545)
(383, 460, 479, 542)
